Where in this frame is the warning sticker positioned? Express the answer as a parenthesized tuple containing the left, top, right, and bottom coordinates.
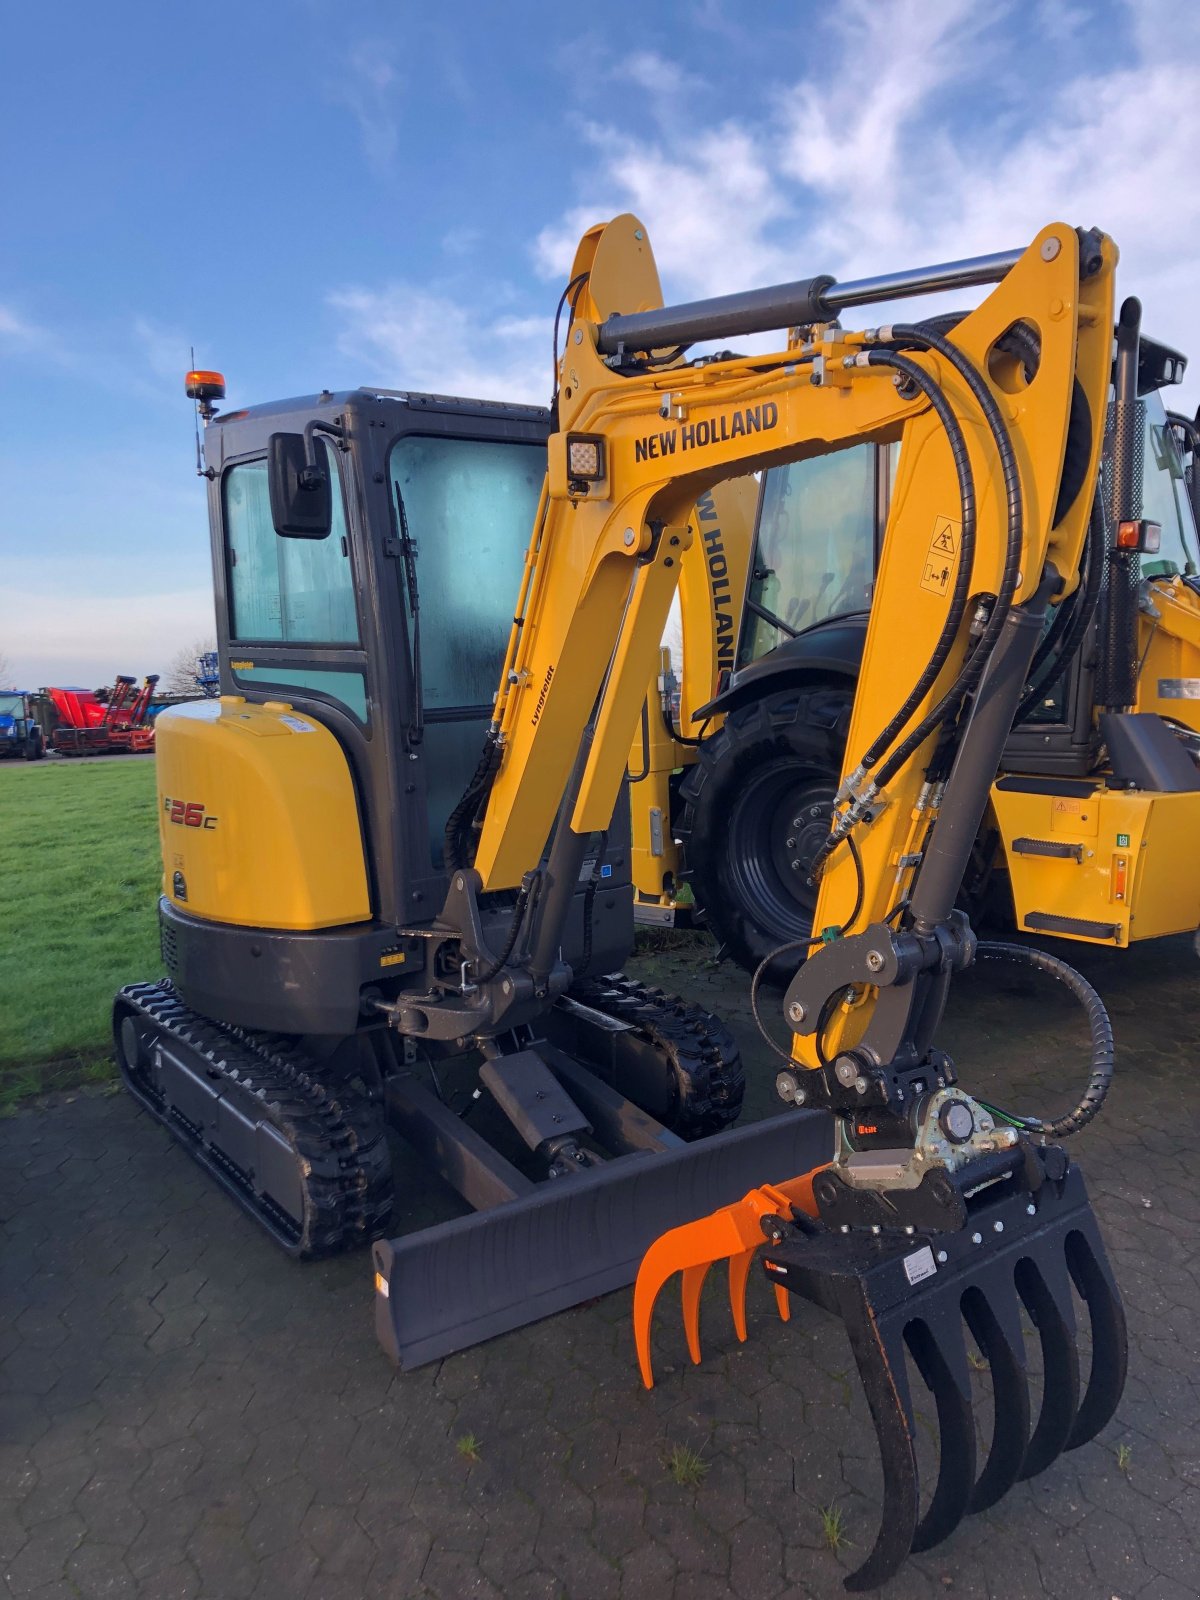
(920, 516, 961, 598)
(903, 1246, 938, 1286)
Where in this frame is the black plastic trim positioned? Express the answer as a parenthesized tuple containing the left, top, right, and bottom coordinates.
(160, 897, 400, 1034)
(1011, 837, 1085, 861)
(1023, 911, 1119, 939)
(994, 776, 1100, 797)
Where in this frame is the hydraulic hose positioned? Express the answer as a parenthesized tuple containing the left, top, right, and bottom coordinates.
(474, 875, 536, 983)
(749, 834, 866, 1066)
(973, 941, 1114, 1138)
(866, 324, 1025, 791)
(855, 350, 978, 773)
(1013, 497, 1104, 725)
(808, 324, 1025, 883)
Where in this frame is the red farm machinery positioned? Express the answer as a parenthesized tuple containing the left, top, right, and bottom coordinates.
(48, 674, 160, 756)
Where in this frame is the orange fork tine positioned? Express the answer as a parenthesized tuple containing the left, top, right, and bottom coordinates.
(633, 1168, 829, 1388)
(727, 1171, 822, 1341)
(635, 1205, 762, 1387)
(728, 1248, 756, 1343)
(681, 1263, 711, 1364)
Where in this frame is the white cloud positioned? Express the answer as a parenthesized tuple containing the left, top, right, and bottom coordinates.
(326, 0, 1200, 413)
(328, 282, 551, 405)
(623, 51, 705, 100)
(0, 307, 41, 345)
(331, 42, 400, 172)
(3, 587, 216, 689)
(134, 317, 192, 384)
(532, 118, 790, 297)
(0, 304, 50, 351)
(527, 0, 1200, 407)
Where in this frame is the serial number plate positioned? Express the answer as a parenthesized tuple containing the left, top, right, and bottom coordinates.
(904, 1246, 938, 1285)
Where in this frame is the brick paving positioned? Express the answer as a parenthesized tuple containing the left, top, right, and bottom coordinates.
(2, 934, 1198, 1598)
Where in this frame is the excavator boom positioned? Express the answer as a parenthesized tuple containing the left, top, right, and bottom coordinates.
(446, 214, 1124, 1588)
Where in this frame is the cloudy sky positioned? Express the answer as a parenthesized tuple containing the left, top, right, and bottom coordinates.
(2, 0, 1198, 685)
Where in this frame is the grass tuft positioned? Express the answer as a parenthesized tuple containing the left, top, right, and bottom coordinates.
(665, 1443, 709, 1488)
(1116, 1442, 1132, 1473)
(820, 1501, 851, 1553)
(455, 1432, 482, 1463)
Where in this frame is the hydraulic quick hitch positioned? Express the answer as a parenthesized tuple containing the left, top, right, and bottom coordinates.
(634, 1116, 1127, 1590)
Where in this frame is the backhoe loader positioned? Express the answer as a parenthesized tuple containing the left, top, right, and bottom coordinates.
(118, 215, 1133, 1587)
(651, 317, 1200, 973)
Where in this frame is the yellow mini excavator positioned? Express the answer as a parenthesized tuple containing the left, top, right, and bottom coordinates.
(118, 215, 1135, 1588)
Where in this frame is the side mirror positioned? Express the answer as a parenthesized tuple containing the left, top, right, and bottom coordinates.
(268, 433, 332, 538)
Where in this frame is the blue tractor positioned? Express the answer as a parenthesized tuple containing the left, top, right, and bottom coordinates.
(0, 691, 46, 760)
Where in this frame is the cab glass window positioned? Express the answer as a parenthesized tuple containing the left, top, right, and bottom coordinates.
(741, 444, 876, 663)
(388, 435, 545, 709)
(1138, 392, 1199, 580)
(224, 442, 359, 643)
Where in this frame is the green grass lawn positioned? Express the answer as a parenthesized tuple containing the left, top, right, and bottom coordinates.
(0, 759, 162, 1104)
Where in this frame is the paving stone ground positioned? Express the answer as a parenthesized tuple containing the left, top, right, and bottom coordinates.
(2, 934, 1198, 1599)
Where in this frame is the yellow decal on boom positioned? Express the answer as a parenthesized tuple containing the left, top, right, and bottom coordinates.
(920, 516, 960, 598)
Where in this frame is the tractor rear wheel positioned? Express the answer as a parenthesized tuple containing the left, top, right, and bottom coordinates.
(677, 684, 851, 979)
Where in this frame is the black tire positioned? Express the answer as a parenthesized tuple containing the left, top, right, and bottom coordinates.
(677, 683, 852, 978)
(23, 730, 45, 761)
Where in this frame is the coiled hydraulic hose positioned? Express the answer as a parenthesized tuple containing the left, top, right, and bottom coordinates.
(807, 322, 1025, 882)
(864, 323, 1025, 793)
(853, 350, 978, 769)
(974, 941, 1114, 1138)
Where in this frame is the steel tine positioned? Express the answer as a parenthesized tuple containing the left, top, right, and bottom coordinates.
(1064, 1224, 1128, 1450)
(633, 1188, 801, 1387)
(907, 1302, 976, 1553)
(962, 1280, 1031, 1513)
(774, 1282, 791, 1323)
(633, 1219, 726, 1387)
(1015, 1253, 1080, 1479)
(837, 1284, 921, 1592)
(727, 1247, 757, 1343)
(681, 1261, 712, 1365)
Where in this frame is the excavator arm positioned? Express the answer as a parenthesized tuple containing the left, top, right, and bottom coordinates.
(473, 216, 1108, 974)
(447, 214, 1125, 1589)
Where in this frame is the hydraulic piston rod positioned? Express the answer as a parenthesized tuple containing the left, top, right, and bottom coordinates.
(595, 247, 1024, 355)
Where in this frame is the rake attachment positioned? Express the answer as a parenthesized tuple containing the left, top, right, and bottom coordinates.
(633, 1171, 825, 1386)
(635, 1149, 1126, 1591)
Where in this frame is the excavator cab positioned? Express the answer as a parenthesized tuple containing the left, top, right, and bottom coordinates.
(117, 380, 821, 1336)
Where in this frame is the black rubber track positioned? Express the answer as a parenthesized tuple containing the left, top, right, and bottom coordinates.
(677, 684, 852, 978)
(114, 980, 394, 1258)
(568, 972, 744, 1138)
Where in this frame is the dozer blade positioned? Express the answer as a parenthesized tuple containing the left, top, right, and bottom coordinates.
(756, 1159, 1126, 1591)
(373, 1109, 833, 1368)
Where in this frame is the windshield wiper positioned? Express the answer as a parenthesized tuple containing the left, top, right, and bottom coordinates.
(392, 482, 424, 751)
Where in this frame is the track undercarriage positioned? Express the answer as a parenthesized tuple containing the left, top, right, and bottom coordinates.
(114, 973, 768, 1255)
